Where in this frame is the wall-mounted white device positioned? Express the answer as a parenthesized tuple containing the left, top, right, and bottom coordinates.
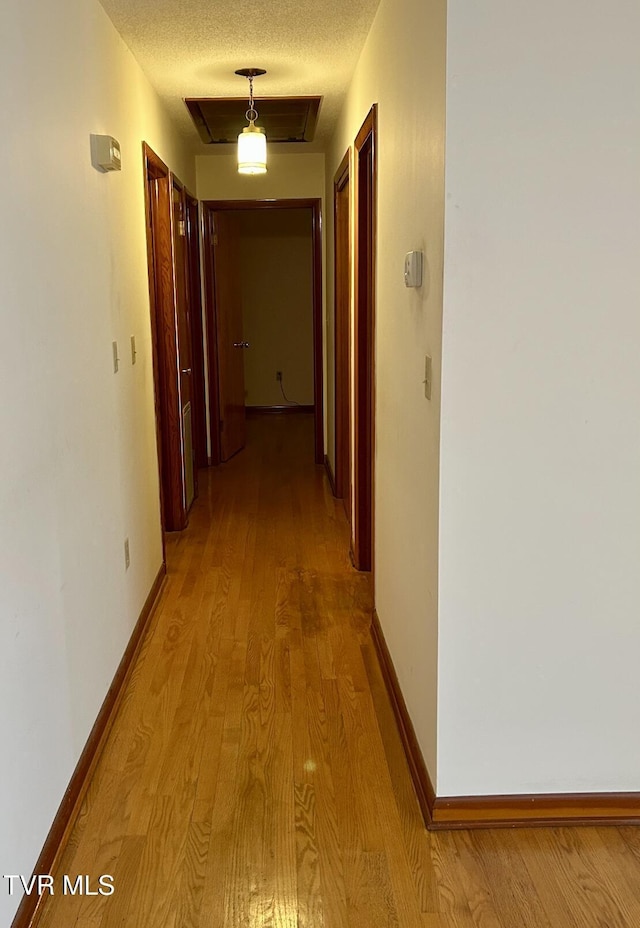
(404, 250, 423, 288)
(91, 135, 122, 172)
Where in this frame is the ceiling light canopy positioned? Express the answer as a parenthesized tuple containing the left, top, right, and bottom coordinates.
(235, 68, 267, 175)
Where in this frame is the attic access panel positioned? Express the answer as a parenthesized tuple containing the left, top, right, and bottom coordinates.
(185, 96, 322, 145)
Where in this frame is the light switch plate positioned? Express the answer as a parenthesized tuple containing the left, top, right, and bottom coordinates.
(404, 251, 424, 288)
(424, 355, 432, 400)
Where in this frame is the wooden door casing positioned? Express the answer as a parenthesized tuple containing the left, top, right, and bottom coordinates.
(143, 145, 207, 530)
(143, 144, 186, 532)
(185, 193, 208, 469)
(334, 150, 351, 520)
(172, 181, 196, 509)
(352, 106, 377, 573)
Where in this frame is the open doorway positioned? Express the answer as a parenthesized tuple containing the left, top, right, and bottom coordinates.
(202, 199, 324, 466)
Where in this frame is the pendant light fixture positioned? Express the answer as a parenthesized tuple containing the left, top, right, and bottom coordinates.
(235, 68, 267, 175)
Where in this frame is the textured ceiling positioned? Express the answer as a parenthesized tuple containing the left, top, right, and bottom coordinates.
(99, 0, 382, 153)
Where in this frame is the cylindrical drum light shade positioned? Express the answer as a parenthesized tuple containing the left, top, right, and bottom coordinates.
(237, 125, 267, 175)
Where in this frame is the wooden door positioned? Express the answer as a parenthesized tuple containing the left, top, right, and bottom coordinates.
(353, 106, 377, 573)
(213, 210, 246, 461)
(334, 151, 351, 520)
(143, 144, 185, 532)
(172, 184, 196, 509)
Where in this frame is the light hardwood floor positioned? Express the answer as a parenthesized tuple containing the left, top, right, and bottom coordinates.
(38, 414, 640, 928)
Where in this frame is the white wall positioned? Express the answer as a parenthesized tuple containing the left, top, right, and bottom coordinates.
(438, 0, 640, 795)
(237, 210, 315, 407)
(0, 0, 193, 921)
(196, 151, 325, 202)
(327, 0, 447, 782)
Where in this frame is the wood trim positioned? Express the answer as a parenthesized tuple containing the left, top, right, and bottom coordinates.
(431, 793, 640, 830)
(334, 150, 350, 191)
(185, 96, 322, 146)
(370, 608, 640, 833)
(324, 455, 336, 494)
(201, 204, 222, 465)
(142, 143, 169, 554)
(352, 106, 377, 573)
(370, 610, 436, 829)
(184, 191, 207, 470)
(201, 198, 320, 211)
(143, 143, 187, 531)
(142, 140, 168, 180)
(170, 176, 198, 507)
(11, 565, 167, 928)
(201, 198, 324, 466)
(310, 199, 324, 465)
(333, 148, 351, 502)
(246, 405, 315, 416)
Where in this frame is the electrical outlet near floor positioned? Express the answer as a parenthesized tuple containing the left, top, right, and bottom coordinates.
(124, 537, 130, 570)
(276, 371, 282, 382)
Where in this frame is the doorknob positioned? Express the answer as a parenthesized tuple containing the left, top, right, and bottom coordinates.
(181, 368, 192, 374)
(233, 341, 250, 348)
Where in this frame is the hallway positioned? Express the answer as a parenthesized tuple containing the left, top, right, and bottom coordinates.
(37, 416, 640, 928)
(36, 414, 426, 927)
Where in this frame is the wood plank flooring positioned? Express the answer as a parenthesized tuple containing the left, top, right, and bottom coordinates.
(38, 414, 640, 927)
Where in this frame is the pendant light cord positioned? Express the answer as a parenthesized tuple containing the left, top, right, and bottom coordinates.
(246, 76, 258, 124)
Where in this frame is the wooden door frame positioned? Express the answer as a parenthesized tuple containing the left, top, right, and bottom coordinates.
(352, 105, 378, 572)
(184, 192, 208, 470)
(170, 174, 199, 507)
(201, 203, 222, 465)
(201, 198, 324, 466)
(333, 149, 351, 505)
(142, 143, 187, 532)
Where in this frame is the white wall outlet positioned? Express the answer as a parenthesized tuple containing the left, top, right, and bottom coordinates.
(112, 341, 119, 373)
(424, 355, 432, 400)
(130, 335, 137, 365)
(124, 537, 130, 570)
